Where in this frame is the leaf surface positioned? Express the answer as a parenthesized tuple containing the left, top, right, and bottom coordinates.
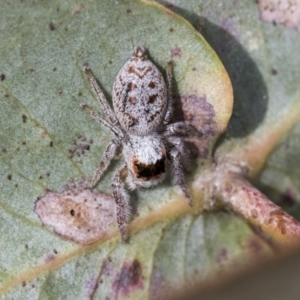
(0, 0, 279, 299)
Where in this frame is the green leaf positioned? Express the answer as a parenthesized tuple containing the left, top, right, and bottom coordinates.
(174, 0, 300, 214)
(156, 0, 300, 293)
(0, 0, 283, 299)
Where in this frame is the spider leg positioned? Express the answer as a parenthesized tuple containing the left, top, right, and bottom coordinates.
(169, 147, 193, 207)
(112, 165, 131, 243)
(83, 64, 118, 125)
(163, 61, 174, 125)
(80, 104, 124, 139)
(163, 121, 202, 138)
(88, 138, 121, 188)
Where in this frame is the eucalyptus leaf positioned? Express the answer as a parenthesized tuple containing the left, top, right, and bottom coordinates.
(0, 0, 284, 299)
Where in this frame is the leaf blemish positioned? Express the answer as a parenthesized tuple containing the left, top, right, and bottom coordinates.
(85, 276, 98, 298)
(7, 174, 12, 181)
(22, 114, 27, 123)
(49, 21, 56, 31)
(0, 73, 5, 81)
(45, 253, 56, 263)
(72, 3, 85, 15)
(35, 188, 116, 244)
(113, 260, 143, 295)
(248, 238, 263, 256)
(170, 45, 182, 57)
(177, 94, 217, 158)
(68, 134, 93, 158)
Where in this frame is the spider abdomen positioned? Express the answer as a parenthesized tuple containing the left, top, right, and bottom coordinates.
(112, 46, 167, 135)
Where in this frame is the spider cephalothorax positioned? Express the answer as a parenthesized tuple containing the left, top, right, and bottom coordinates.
(81, 46, 201, 242)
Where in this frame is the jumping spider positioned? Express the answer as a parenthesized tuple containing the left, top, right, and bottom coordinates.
(81, 46, 201, 242)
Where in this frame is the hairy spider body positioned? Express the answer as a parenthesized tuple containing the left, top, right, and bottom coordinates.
(81, 46, 200, 242)
(112, 47, 167, 135)
(124, 134, 167, 186)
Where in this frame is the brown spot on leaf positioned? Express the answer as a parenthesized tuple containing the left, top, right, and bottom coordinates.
(271, 68, 278, 75)
(72, 3, 85, 14)
(126, 8, 132, 13)
(35, 188, 116, 244)
(113, 260, 143, 295)
(170, 45, 182, 57)
(49, 22, 56, 31)
(169, 27, 174, 32)
(258, 0, 300, 28)
(68, 134, 92, 158)
(179, 94, 217, 136)
(22, 114, 27, 123)
(7, 174, 12, 181)
(45, 253, 56, 262)
(0, 74, 5, 81)
(248, 238, 263, 256)
(177, 94, 217, 157)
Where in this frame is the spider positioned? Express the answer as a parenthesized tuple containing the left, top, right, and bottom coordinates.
(81, 46, 201, 242)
